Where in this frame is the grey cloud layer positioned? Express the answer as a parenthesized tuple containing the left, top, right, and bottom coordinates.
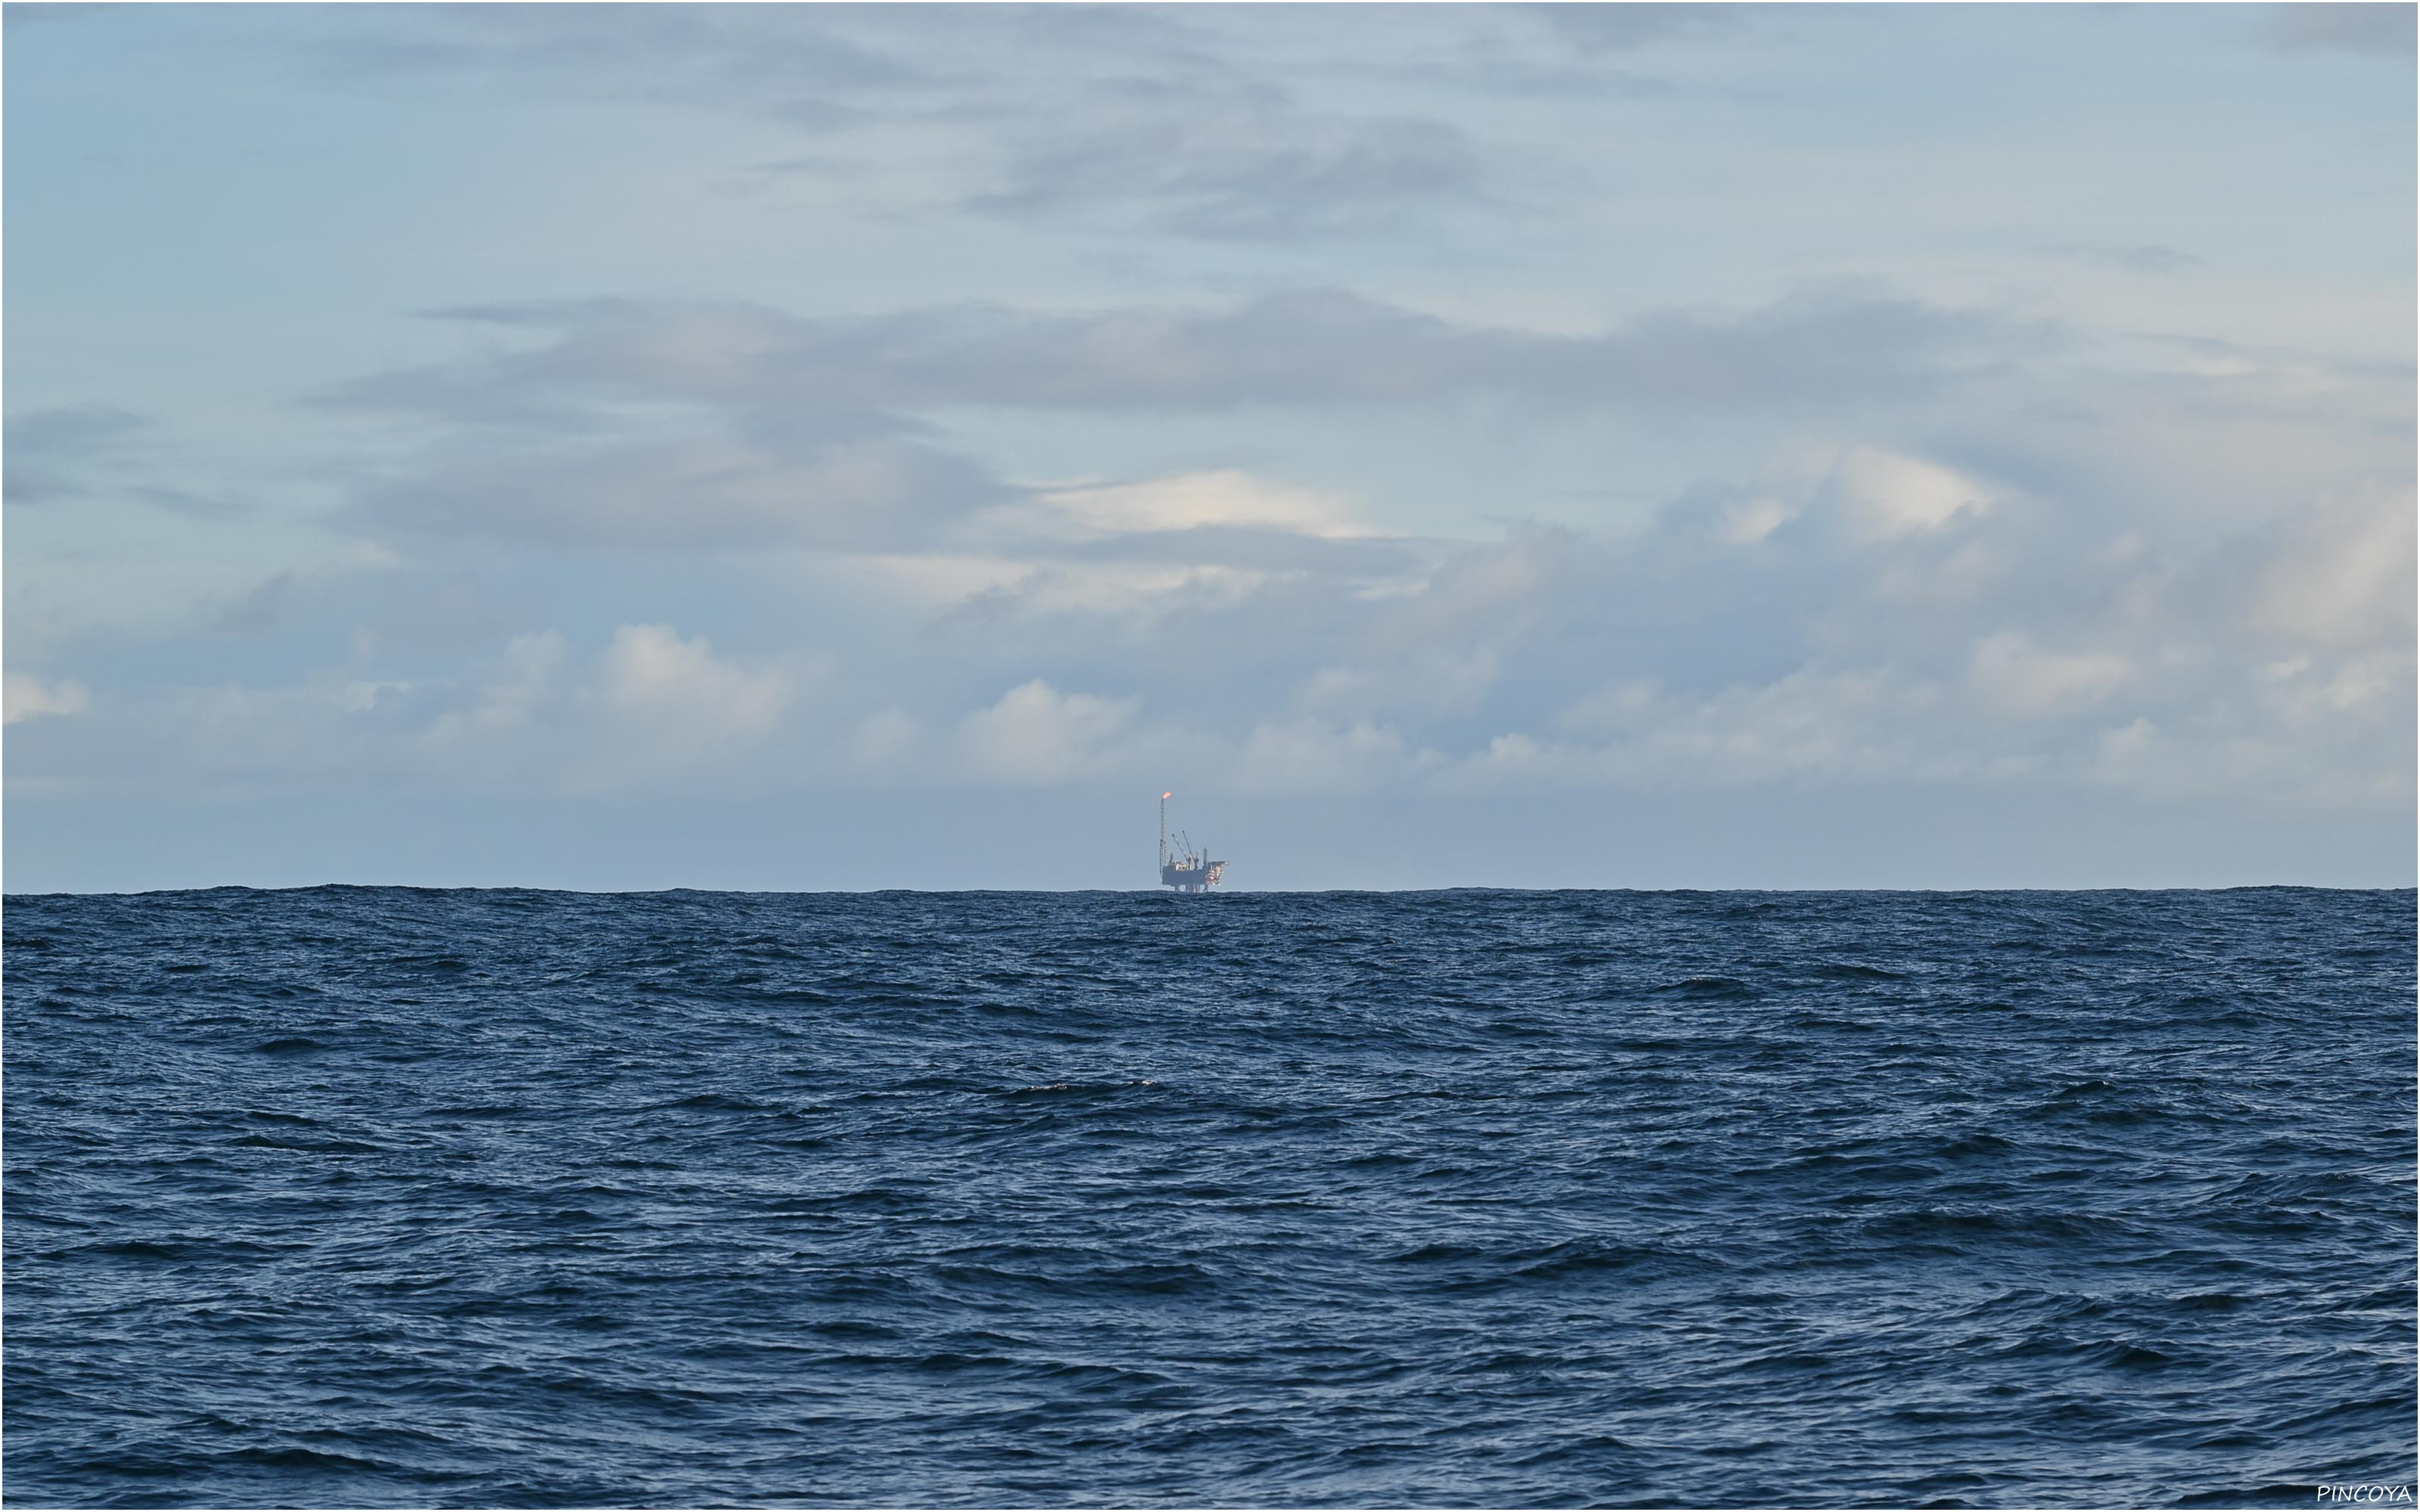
(312, 4, 1730, 241)
(2257, 2, 2417, 57)
(328, 288, 2040, 551)
(22, 438, 2406, 814)
(358, 287, 2034, 417)
(119, 279, 2415, 810)
(4, 406, 151, 503)
(963, 107, 1496, 242)
(778, 289, 2031, 412)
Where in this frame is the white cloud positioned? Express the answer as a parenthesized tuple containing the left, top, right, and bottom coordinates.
(1032, 469, 1370, 540)
(1440, 669, 1950, 792)
(597, 624, 787, 731)
(1820, 445, 1996, 543)
(1717, 495, 1794, 544)
(1231, 717, 1434, 794)
(1555, 678, 1665, 737)
(1966, 633, 2130, 717)
(846, 707, 923, 776)
(2251, 484, 2416, 651)
(189, 624, 804, 793)
(9, 426, 2407, 829)
(470, 631, 567, 732)
(2319, 652, 2402, 712)
(1619, 668, 1940, 785)
(956, 679, 1137, 785)
(2, 673, 88, 725)
(1292, 649, 1500, 722)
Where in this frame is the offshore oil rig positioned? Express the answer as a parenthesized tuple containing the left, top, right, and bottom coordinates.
(1158, 791, 1227, 892)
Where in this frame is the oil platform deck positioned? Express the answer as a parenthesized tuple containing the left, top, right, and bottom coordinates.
(1159, 792, 1226, 892)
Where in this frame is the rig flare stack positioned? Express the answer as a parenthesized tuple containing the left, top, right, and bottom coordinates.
(1157, 791, 1227, 893)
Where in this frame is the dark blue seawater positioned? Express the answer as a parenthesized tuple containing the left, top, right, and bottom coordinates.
(5, 888, 2413, 1507)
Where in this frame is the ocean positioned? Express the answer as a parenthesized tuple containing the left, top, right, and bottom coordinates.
(5, 886, 2412, 1507)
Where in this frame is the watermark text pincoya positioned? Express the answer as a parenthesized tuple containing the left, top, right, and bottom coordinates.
(2319, 1486, 2414, 1504)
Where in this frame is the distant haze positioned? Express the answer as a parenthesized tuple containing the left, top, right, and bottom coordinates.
(5, 5, 2412, 891)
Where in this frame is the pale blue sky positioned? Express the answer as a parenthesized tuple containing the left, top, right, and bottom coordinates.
(6, 3, 2413, 891)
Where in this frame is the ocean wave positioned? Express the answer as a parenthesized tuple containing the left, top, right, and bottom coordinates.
(5, 885, 2410, 1506)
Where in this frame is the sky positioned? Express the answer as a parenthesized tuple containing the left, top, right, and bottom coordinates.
(4, 2, 2414, 892)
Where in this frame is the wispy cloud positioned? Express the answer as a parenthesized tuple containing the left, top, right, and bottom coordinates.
(343, 286, 2040, 420)
(1522, 2, 1758, 55)
(312, 5, 1527, 242)
(2254, 2, 2416, 57)
(5, 405, 151, 503)
(318, 287, 2045, 559)
(3, 672, 91, 725)
(2043, 243, 2205, 276)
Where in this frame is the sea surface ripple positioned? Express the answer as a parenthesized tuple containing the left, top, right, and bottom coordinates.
(5, 887, 2413, 1507)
